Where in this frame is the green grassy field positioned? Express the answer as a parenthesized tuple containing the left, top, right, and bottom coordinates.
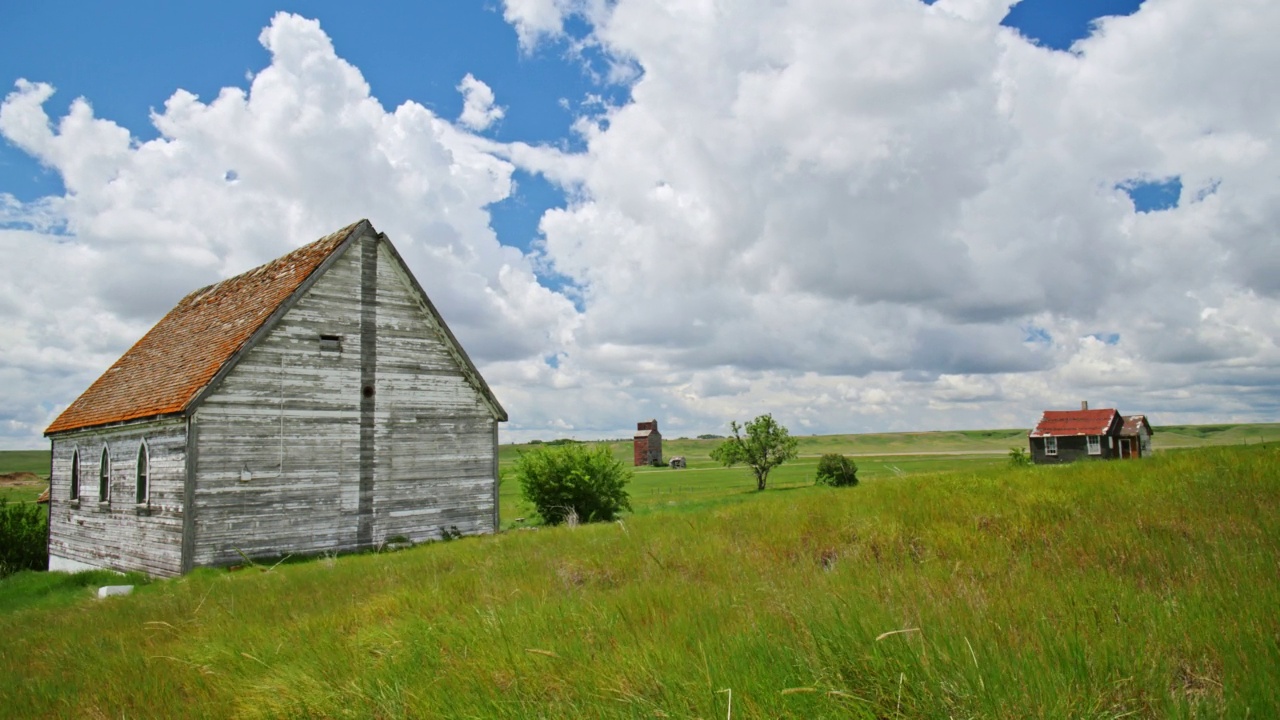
(498, 450, 1006, 527)
(0, 449, 48, 504)
(2, 445, 1277, 717)
(8, 420, 1279, 510)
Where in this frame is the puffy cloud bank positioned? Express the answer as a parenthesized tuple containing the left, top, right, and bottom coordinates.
(504, 0, 1280, 435)
(3, 1, 1279, 448)
(0, 13, 576, 445)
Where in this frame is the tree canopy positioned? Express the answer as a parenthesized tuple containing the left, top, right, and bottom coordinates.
(709, 414, 799, 491)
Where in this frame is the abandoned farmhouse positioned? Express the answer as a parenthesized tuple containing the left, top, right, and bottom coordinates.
(1028, 402, 1153, 465)
(44, 220, 506, 576)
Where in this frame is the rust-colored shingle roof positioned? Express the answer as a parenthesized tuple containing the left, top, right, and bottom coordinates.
(46, 222, 365, 435)
(1029, 409, 1122, 438)
(1120, 415, 1153, 437)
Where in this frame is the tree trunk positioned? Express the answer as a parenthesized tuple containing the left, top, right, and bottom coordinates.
(756, 472, 767, 491)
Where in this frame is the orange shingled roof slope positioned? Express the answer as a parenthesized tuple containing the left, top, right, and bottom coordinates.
(46, 221, 365, 435)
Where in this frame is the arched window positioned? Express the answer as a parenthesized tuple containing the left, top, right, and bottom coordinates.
(136, 442, 149, 505)
(99, 446, 111, 503)
(70, 449, 80, 501)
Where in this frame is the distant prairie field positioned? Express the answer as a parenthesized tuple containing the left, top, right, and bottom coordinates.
(2, 445, 1278, 718)
(0, 450, 49, 503)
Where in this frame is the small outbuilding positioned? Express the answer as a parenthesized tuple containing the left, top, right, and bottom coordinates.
(1028, 402, 1123, 464)
(633, 420, 663, 466)
(44, 220, 506, 576)
(1119, 415, 1154, 459)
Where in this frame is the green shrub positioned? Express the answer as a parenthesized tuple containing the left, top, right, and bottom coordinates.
(514, 443, 632, 525)
(1008, 447, 1033, 467)
(0, 499, 47, 578)
(815, 453, 858, 487)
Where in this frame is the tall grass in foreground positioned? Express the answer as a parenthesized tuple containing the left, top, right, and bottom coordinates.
(2, 446, 1278, 718)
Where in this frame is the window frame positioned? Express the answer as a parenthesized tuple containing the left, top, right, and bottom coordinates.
(136, 441, 150, 505)
(1044, 436, 1058, 456)
(98, 446, 111, 504)
(1087, 435, 1102, 455)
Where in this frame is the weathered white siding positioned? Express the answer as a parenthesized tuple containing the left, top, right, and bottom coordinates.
(191, 239, 363, 566)
(47, 418, 186, 576)
(191, 234, 499, 567)
(374, 241, 497, 542)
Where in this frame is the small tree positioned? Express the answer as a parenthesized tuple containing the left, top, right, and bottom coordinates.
(815, 453, 858, 487)
(710, 414, 799, 491)
(514, 443, 632, 525)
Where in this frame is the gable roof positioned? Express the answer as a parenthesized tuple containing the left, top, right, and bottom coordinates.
(1121, 415, 1153, 437)
(1029, 409, 1122, 438)
(47, 222, 367, 435)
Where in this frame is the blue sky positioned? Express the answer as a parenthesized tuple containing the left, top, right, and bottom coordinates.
(1000, 0, 1144, 49)
(6, 0, 1279, 448)
(1, 2, 625, 261)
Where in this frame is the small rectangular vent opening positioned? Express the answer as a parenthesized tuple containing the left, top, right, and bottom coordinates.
(319, 334, 343, 352)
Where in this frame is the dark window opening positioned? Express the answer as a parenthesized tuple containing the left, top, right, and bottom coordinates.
(70, 450, 80, 500)
(99, 447, 111, 503)
(320, 334, 343, 352)
(136, 443, 149, 504)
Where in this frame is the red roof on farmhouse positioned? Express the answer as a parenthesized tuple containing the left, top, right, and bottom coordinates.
(1029, 409, 1121, 437)
(45, 222, 364, 435)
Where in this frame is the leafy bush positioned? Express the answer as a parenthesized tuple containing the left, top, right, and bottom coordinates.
(0, 498, 47, 578)
(815, 453, 859, 487)
(515, 444, 633, 525)
(1008, 447, 1033, 467)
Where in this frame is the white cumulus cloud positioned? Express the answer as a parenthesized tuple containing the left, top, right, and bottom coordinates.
(493, 0, 1280, 436)
(456, 74, 505, 131)
(0, 12, 578, 447)
(4, 1, 1280, 449)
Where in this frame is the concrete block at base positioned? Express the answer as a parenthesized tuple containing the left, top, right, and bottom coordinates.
(97, 585, 134, 599)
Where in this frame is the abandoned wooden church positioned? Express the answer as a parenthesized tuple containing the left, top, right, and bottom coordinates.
(44, 220, 506, 576)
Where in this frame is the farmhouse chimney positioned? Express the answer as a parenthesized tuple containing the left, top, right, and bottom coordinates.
(1081, 400, 1088, 410)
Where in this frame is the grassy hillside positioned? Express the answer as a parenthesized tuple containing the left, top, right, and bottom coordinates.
(0, 449, 49, 476)
(498, 451, 1006, 526)
(1153, 422, 1280, 448)
(502, 422, 1280, 467)
(0, 449, 47, 503)
(503, 428, 1030, 467)
(3, 446, 1277, 718)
